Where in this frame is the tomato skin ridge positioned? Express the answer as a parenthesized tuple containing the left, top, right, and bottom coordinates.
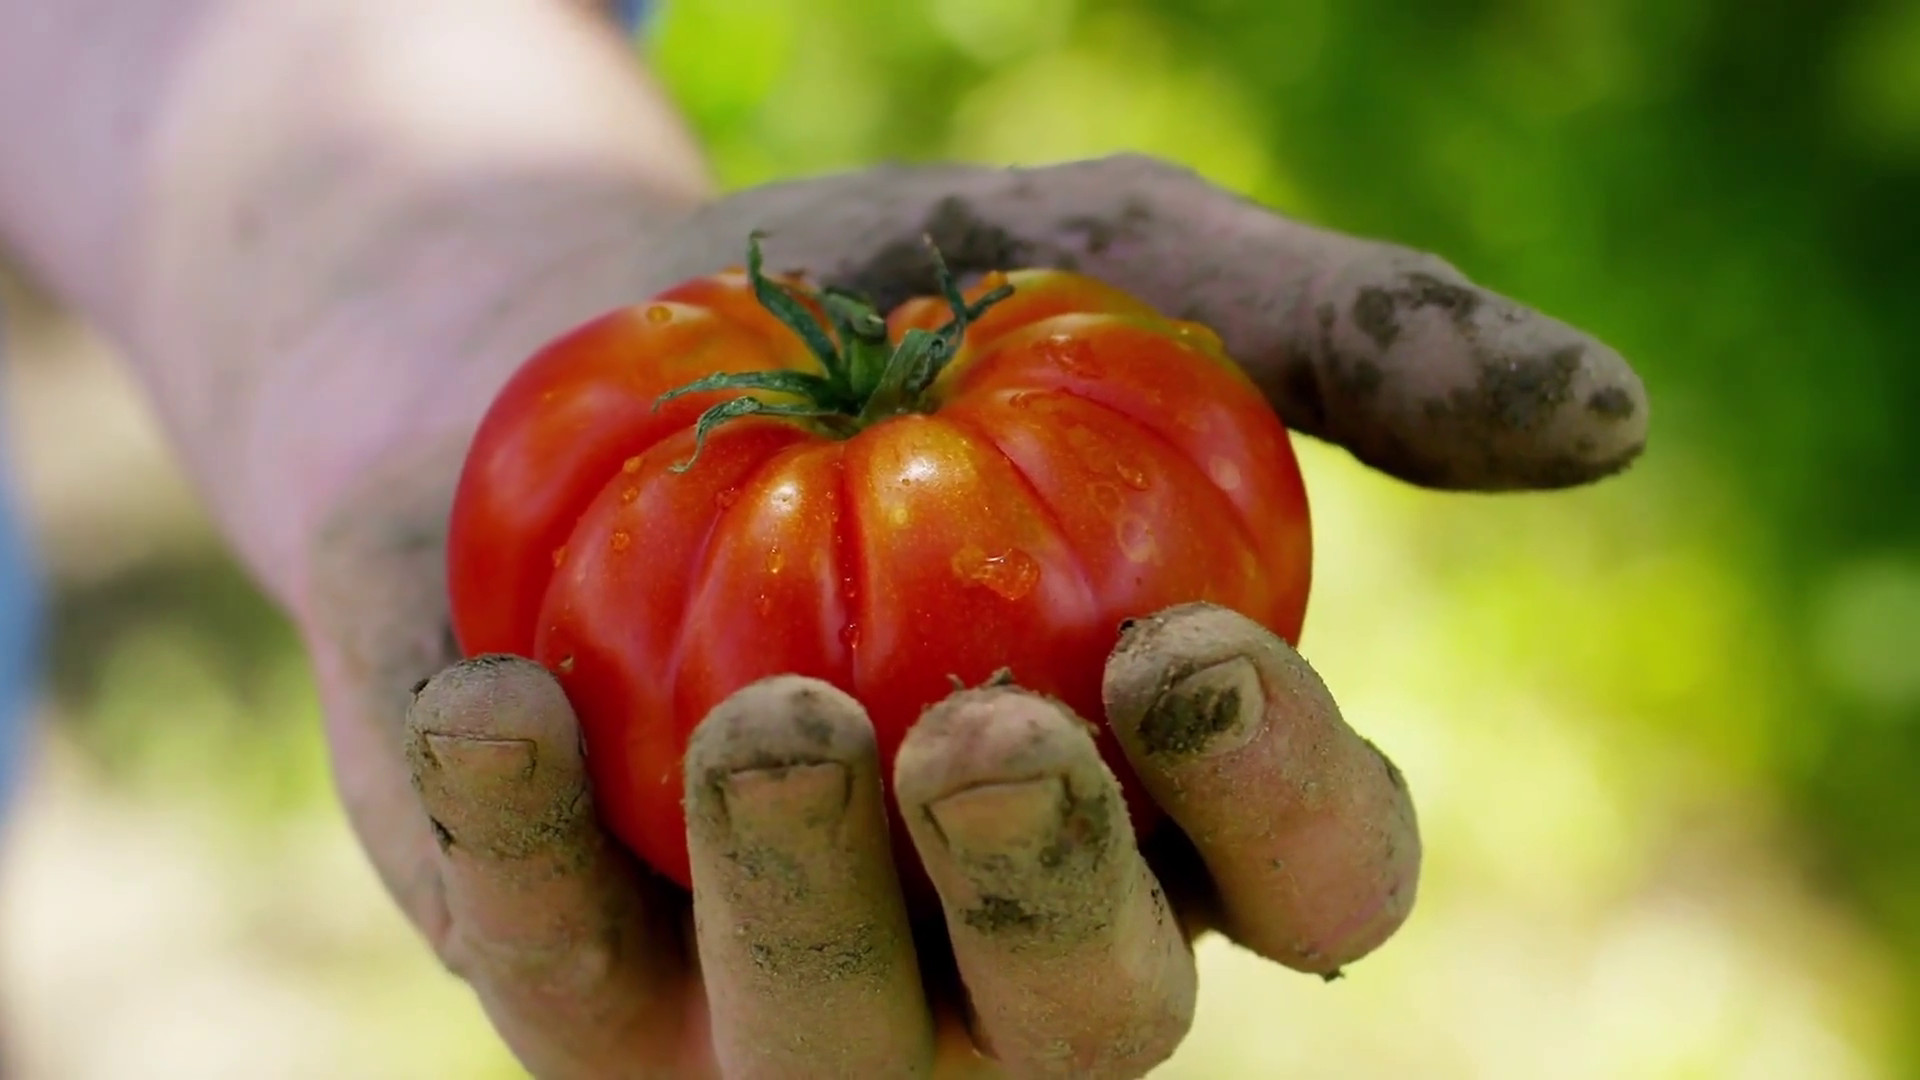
(494, 421, 699, 658)
(1040, 381, 1278, 572)
(933, 404, 1091, 601)
(937, 311, 1312, 645)
(830, 441, 863, 684)
(448, 292, 822, 658)
(513, 429, 692, 656)
(661, 432, 842, 716)
(928, 311, 1254, 407)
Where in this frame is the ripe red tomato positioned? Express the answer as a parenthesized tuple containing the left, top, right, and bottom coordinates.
(447, 240, 1312, 897)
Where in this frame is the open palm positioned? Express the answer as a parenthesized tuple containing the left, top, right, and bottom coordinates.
(303, 155, 1647, 1078)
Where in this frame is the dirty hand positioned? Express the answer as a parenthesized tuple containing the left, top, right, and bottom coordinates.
(305, 154, 1647, 1078)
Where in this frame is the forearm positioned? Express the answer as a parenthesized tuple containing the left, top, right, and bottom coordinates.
(0, 0, 710, 615)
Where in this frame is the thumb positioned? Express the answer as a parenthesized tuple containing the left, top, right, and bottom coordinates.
(650, 154, 1647, 491)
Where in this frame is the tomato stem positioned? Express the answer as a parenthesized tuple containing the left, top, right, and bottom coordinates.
(818, 288, 893, 401)
(743, 233, 845, 385)
(655, 233, 1013, 470)
(667, 398, 855, 474)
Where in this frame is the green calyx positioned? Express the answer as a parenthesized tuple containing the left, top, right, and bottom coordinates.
(655, 232, 1014, 472)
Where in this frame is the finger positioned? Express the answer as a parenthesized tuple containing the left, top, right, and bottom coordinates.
(684, 675, 936, 1079)
(1103, 603, 1420, 976)
(658, 154, 1645, 490)
(301, 440, 473, 948)
(895, 686, 1196, 1078)
(407, 655, 697, 1078)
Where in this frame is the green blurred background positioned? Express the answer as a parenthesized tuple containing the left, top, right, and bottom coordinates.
(2, 0, 1916, 1076)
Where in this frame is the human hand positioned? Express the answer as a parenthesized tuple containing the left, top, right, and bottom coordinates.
(303, 154, 1646, 1078)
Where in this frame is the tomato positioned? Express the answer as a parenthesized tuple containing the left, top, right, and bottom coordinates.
(447, 239, 1313, 899)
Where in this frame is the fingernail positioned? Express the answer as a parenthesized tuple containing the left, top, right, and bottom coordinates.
(719, 762, 852, 835)
(1137, 656, 1264, 759)
(924, 777, 1068, 859)
(422, 733, 538, 791)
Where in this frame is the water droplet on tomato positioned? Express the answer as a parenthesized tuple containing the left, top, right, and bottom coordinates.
(1176, 409, 1209, 434)
(1208, 456, 1243, 491)
(1006, 390, 1036, 409)
(1089, 482, 1125, 518)
(551, 545, 568, 568)
(839, 622, 862, 650)
(557, 654, 576, 674)
(714, 486, 740, 509)
(622, 456, 643, 475)
(644, 303, 673, 324)
(609, 530, 632, 554)
(620, 486, 640, 504)
(1038, 334, 1097, 375)
(1116, 516, 1158, 564)
(754, 592, 774, 616)
(950, 544, 1040, 601)
(1116, 458, 1151, 491)
(765, 547, 785, 573)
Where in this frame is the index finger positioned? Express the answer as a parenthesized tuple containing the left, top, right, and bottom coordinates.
(1103, 603, 1420, 975)
(662, 154, 1646, 491)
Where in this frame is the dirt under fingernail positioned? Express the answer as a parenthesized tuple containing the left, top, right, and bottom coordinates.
(1137, 656, 1264, 759)
(921, 775, 1120, 940)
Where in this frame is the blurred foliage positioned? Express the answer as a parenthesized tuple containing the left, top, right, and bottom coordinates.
(47, 553, 326, 823)
(650, 0, 1920, 1063)
(20, 0, 1918, 1075)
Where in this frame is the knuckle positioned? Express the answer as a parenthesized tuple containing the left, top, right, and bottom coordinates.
(408, 886, 470, 981)
(437, 922, 624, 998)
